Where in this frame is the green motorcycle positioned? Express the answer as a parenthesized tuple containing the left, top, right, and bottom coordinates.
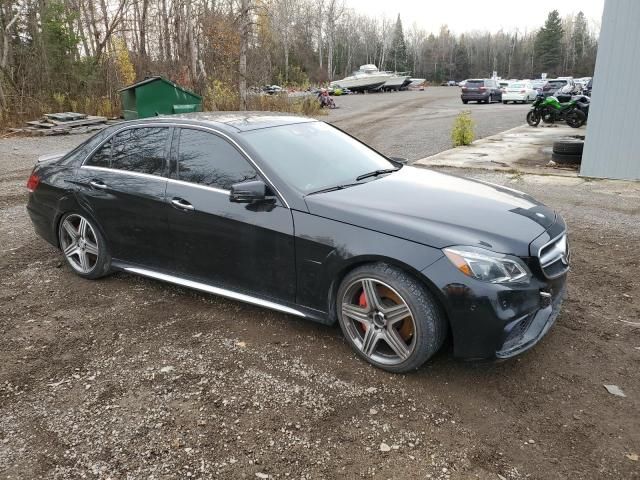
(526, 94, 586, 128)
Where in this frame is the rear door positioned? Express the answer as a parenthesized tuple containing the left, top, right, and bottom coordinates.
(75, 126, 171, 268)
(165, 127, 296, 302)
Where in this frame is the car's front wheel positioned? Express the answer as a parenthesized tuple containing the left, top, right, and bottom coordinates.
(337, 263, 446, 373)
(58, 212, 111, 279)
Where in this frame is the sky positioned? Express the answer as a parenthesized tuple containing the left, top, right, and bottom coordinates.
(344, 0, 605, 35)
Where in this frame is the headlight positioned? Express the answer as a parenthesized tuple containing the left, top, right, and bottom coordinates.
(443, 246, 531, 284)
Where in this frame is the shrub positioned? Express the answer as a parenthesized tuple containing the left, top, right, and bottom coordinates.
(52, 92, 66, 111)
(204, 79, 325, 117)
(204, 80, 240, 111)
(451, 111, 475, 146)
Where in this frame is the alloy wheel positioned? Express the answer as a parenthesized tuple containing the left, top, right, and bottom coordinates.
(59, 214, 100, 274)
(341, 278, 417, 366)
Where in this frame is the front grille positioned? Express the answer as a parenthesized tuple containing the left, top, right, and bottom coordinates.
(538, 234, 570, 279)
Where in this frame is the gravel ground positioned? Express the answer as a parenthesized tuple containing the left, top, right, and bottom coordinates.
(326, 87, 529, 160)
(1, 114, 640, 479)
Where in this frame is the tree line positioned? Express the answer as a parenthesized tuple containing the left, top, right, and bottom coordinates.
(0, 0, 599, 125)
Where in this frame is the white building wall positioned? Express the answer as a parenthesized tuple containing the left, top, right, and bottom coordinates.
(580, 0, 640, 181)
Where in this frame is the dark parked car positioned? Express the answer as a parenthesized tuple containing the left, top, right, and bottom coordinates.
(584, 78, 593, 97)
(26, 113, 569, 373)
(460, 79, 503, 104)
(542, 78, 575, 97)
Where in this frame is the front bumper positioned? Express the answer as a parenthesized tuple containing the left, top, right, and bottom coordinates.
(495, 281, 565, 358)
(421, 255, 567, 360)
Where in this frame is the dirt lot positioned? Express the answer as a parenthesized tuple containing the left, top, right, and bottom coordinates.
(1, 133, 640, 480)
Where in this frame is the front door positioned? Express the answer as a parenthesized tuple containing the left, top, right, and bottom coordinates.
(74, 126, 171, 268)
(165, 127, 296, 303)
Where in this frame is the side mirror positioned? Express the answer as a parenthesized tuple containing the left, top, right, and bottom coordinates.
(389, 156, 408, 165)
(229, 179, 268, 203)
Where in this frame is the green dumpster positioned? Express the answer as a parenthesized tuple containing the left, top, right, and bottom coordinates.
(118, 76, 202, 120)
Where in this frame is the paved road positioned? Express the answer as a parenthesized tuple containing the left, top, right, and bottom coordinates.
(326, 87, 530, 160)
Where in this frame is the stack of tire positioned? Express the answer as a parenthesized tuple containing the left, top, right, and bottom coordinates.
(552, 137, 585, 165)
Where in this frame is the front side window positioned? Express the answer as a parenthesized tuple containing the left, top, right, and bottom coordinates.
(177, 129, 258, 190)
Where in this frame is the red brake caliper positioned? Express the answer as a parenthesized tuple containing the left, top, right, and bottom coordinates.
(358, 290, 367, 308)
(358, 290, 368, 332)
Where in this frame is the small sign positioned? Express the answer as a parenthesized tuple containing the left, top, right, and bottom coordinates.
(541, 73, 547, 80)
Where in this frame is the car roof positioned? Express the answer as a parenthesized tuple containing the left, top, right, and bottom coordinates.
(149, 111, 317, 133)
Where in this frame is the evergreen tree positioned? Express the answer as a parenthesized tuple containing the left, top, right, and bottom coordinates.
(390, 14, 408, 72)
(534, 10, 564, 75)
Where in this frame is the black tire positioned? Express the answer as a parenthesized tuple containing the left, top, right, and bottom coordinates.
(553, 139, 584, 155)
(336, 263, 446, 373)
(462, 99, 468, 104)
(57, 212, 111, 280)
(526, 110, 541, 127)
(552, 151, 582, 165)
(502, 100, 507, 104)
(566, 109, 586, 128)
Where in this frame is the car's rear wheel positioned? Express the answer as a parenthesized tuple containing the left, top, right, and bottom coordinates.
(337, 263, 446, 373)
(58, 213, 111, 279)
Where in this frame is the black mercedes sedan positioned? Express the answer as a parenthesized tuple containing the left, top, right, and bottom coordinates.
(26, 113, 569, 373)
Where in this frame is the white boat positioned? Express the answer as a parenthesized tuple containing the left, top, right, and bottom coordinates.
(330, 64, 392, 92)
(382, 73, 412, 91)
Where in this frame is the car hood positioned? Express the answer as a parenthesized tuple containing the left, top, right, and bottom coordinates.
(304, 166, 555, 256)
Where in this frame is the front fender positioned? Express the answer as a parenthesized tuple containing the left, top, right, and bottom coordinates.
(292, 210, 443, 319)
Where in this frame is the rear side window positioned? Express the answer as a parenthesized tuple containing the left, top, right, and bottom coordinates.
(86, 139, 111, 168)
(85, 127, 169, 175)
(59, 127, 114, 166)
(111, 127, 168, 175)
(176, 129, 258, 190)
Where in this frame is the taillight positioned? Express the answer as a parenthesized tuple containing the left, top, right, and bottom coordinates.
(26, 173, 40, 192)
(479, 87, 486, 91)
(520, 90, 526, 93)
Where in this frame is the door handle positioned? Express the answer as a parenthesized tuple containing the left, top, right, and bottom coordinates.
(171, 198, 195, 211)
(89, 179, 107, 190)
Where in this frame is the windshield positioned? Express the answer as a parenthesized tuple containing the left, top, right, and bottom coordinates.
(548, 80, 567, 88)
(243, 122, 395, 194)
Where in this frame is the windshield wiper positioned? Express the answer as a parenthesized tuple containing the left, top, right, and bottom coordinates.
(355, 167, 400, 181)
(306, 182, 362, 196)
